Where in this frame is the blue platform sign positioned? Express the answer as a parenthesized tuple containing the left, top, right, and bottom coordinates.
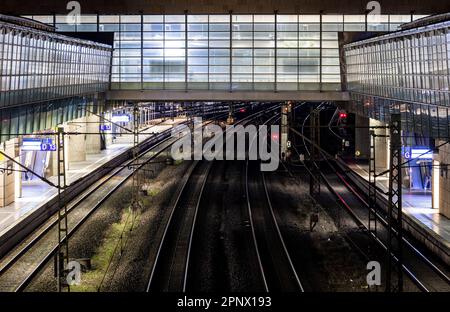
(41, 138, 57, 151)
(22, 138, 56, 151)
(402, 146, 412, 159)
(402, 146, 432, 160)
(111, 115, 130, 123)
(411, 147, 433, 160)
(99, 124, 111, 131)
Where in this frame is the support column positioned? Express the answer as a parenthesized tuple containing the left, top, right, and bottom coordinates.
(85, 115, 101, 154)
(66, 117, 87, 163)
(227, 103, 234, 125)
(370, 118, 389, 173)
(14, 138, 22, 199)
(103, 111, 113, 148)
(0, 139, 18, 207)
(354, 114, 370, 160)
(437, 140, 450, 218)
(280, 101, 292, 161)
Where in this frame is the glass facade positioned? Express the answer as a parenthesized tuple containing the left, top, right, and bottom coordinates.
(0, 21, 112, 108)
(344, 21, 450, 138)
(0, 95, 101, 143)
(25, 14, 426, 92)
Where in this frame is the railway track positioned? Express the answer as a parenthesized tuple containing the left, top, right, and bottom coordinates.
(147, 106, 283, 292)
(146, 160, 211, 292)
(0, 131, 182, 292)
(290, 106, 450, 292)
(245, 160, 304, 292)
(320, 162, 450, 292)
(243, 112, 303, 292)
(0, 114, 232, 292)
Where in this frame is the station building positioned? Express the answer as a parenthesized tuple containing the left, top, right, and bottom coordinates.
(0, 0, 450, 263)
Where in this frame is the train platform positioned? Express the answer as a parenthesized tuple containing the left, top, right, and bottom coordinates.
(345, 160, 450, 260)
(0, 119, 181, 239)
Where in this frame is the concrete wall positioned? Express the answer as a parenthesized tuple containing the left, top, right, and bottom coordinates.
(0, 140, 17, 207)
(437, 140, 450, 218)
(354, 114, 370, 160)
(370, 118, 389, 173)
(86, 115, 101, 154)
(66, 117, 87, 163)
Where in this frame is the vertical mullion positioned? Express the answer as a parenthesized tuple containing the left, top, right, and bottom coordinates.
(185, 12, 188, 91)
(141, 13, 144, 90)
(274, 11, 278, 92)
(207, 14, 210, 90)
(17, 32, 23, 104)
(365, 12, 368, 32)
(0, 29, 5, 95)
(42, 41, 51, 100)
(119, 16, 122, 90)
(252, 15, 255, 91)
(319, 12, 323, 92)
(426, 34, 433, 105)
(7, 30, 14, 106)
(163, 15, 166, 90)
(437, 31, 445, 105)
(444, 29, 450, 107)
(297, 15, 299, 91)
(229, 12, 233, 92)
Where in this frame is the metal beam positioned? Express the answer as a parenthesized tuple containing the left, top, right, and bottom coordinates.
(106, 90, 350, 102)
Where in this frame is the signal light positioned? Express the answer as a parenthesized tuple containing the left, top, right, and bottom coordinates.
(339, 112, 347, 119)
(239, 108, 246, 113)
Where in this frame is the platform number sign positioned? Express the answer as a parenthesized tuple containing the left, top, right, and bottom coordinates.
(99, 124, 112, 131)
(22, 138, 56, 152)
(40, 138, 57, 151)
(402, 146, 411, 159)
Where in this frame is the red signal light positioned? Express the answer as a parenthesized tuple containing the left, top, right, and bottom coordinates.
(239, 108, 246, 113)
(339, 112, 347, 119)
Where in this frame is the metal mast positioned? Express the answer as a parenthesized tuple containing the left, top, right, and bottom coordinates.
(386, 113, 403, 292)
(56, 126, 69, 292)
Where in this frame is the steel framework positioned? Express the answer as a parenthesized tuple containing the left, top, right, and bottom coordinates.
(368, 130, 378, 237)
(386, 113, 403, 292)
(309, 108, 321, 231)
(56, 126, 69, 292)
(309, 108, 321, 198)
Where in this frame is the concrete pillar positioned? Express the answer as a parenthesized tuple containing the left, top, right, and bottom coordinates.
(280, 102, 291, 161)
(370, 118, 389, 174)
(86, 115, 101, 154)
(0, 139, 17, 207)
(432, 157, 440, 210)
(14, 138, 22, 199)
(436, 140, 450, 218)
(354, 114, 370, 160)
(66, 117, 87, 163)
(104, 111, 113, 148)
